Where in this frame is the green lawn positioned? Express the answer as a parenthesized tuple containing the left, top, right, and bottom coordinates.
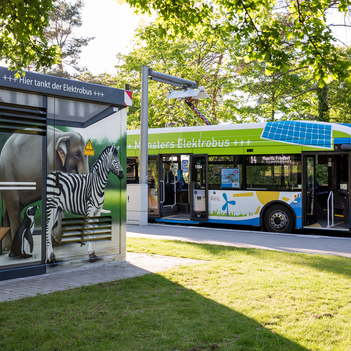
(1, 237, 350, 350)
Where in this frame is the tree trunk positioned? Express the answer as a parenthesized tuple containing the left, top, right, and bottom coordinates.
(317, 85, 329, 121)
(271, 91, 275, 121)
(211, 53, 223, 124)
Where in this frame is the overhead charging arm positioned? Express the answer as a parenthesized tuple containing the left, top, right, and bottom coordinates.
(166, 85, 211, 126)
(148, 69, 211, 126)
(184, 97, 212, 125)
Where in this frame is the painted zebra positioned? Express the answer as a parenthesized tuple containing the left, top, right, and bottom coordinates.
(45, 145, 124, 264)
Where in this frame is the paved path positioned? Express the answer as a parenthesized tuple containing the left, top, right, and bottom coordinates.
(127, 224, 351, 258)
(0, 253, 201, 303)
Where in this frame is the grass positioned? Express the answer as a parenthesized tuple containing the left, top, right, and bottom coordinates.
(1, 237, 351, 350)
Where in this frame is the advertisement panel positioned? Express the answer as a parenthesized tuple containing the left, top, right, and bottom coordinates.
(221, 168, 240, 188)
(46, 109, 126, 266)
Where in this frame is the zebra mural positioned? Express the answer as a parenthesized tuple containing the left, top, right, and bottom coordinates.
(45, 145, 124, 264)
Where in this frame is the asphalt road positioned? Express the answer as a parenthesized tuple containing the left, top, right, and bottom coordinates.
(127, 223, 351, 258)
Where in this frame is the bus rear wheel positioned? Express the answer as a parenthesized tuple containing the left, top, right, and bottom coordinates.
(264, 204, 293, 233)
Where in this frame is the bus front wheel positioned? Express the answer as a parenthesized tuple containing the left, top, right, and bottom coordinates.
(264, 205, 293, 233)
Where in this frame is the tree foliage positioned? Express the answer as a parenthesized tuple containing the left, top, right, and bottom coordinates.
(328, 79, 351, 122)
(112, 26, 237, 128)
(328, 47, 351, 123)
(227, 62, 318, 121)
(124, 0, 351, 84)
(0, 0, 60, 74)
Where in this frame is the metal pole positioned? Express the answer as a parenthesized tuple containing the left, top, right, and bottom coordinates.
(140, 65, 149, 185)
(149, 69, 197, 88)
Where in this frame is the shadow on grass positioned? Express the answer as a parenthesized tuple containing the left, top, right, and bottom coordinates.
(0, 273, 308, 351)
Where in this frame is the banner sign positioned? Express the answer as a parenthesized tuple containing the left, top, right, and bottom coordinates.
(0, 66, 127, 106)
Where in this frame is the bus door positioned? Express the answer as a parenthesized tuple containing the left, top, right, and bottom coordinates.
(303, 152, 350, 230)
(160, 156, 179, 216)
(190, 154, 208, 220)
(305, 155, 316, 225)
(147, 155, 162, 218)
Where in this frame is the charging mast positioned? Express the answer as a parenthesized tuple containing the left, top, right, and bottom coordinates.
(129, 66, 209, 226)
(140, 66, 149, 186)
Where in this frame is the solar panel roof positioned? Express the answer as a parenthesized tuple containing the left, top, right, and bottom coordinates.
(261, 121, 332, 149)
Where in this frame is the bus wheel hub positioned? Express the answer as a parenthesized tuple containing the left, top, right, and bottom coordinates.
(271, 211, 287, 229)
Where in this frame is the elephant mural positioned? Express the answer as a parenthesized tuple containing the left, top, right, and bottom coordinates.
(0, 126, 89, 250)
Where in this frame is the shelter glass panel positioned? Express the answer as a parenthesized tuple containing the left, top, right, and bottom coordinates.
(0, 131, 43, 268)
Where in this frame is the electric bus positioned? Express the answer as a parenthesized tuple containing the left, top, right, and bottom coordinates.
(126, 120, 351, 233)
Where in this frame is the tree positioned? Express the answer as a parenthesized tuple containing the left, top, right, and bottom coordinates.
(326, 47, 351, 122)
(0, 0, 60, 74)
(43, 0, 94, 73)
(78, 72, 118, 86)
(328, 79, 351, 122)
(228, 61, 318, 121)
(124, 0, 351, 84)
(314, 47, 351, 122)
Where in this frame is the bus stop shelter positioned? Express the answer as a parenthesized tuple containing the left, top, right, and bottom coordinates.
(0, 66, 131, 281)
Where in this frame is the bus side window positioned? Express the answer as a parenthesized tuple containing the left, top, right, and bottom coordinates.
(245, 154, 301, 191)
(208, 155, 243, 190)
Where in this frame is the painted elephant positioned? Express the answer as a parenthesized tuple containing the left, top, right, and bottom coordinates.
(0, 126, 89, 250)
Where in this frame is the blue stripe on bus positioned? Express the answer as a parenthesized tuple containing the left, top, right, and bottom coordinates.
(154, 218, 201, 224)
(334, 138, 351, 144)
(154, 217, 260, 226)
(211, 217, 260, 226)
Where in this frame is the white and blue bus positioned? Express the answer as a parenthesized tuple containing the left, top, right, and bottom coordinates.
(127, 120, 351, 233)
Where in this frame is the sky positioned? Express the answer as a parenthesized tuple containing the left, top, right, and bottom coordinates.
(326, 10, 351, 47)
(75, 0, 146, 75)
